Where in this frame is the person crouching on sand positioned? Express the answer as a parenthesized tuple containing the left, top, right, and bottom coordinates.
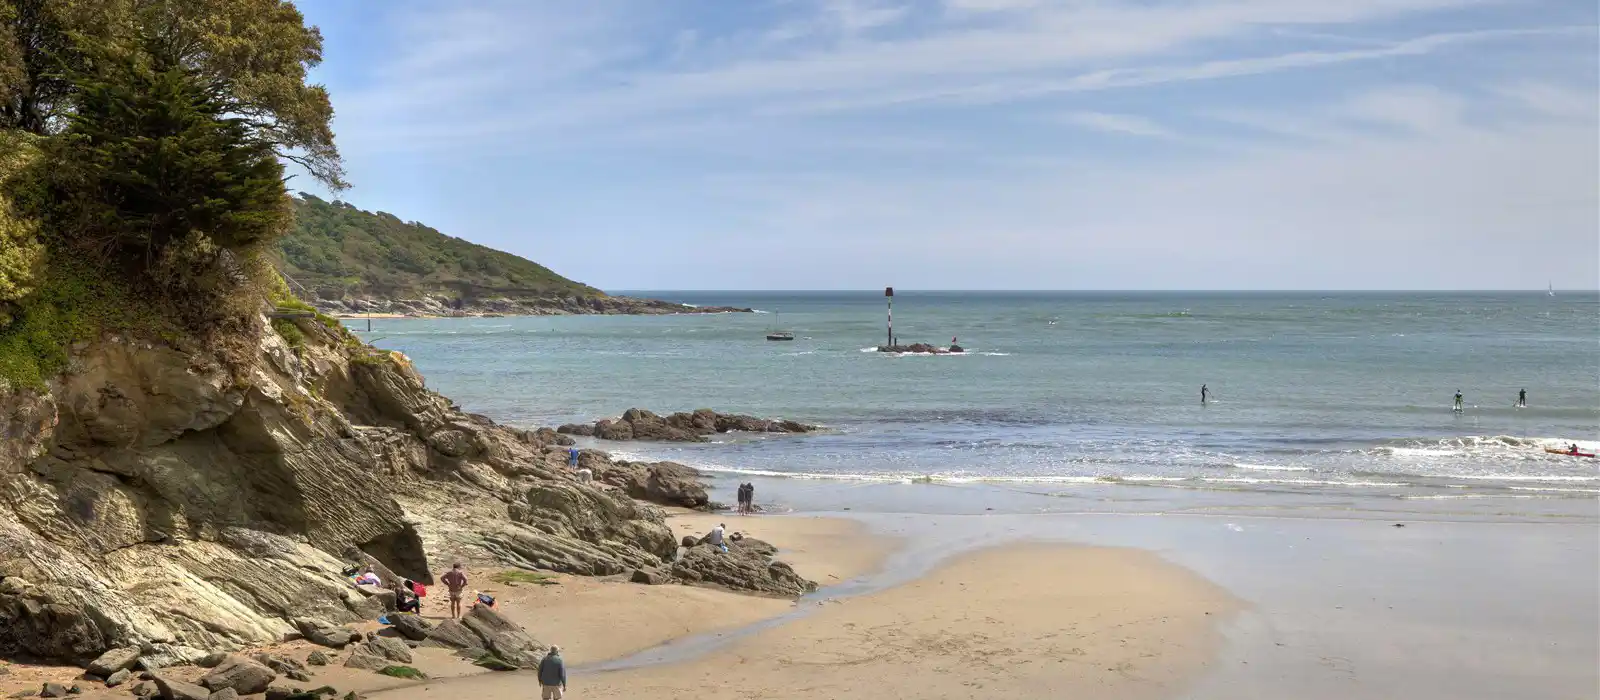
(538, 645, 567, 699)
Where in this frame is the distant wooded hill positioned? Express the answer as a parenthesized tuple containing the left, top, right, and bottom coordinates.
(275, 195, 601, 301)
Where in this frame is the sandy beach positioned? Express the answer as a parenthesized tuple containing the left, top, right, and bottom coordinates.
(377, 540, 1239, 700)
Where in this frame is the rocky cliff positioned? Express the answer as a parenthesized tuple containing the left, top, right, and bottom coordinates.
(0, 315, 696, 666)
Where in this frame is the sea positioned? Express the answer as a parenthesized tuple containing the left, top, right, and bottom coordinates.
(351, 291, 1600, 509)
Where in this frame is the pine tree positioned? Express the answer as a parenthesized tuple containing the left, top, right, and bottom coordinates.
(50, 54, 288, 265)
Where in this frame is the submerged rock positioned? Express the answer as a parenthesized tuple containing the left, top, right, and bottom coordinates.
(557, 408, 816, 443)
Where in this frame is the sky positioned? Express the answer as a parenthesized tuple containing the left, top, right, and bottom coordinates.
(294, 0, 1599, 291)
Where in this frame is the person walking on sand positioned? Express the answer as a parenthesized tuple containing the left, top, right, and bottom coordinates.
(1200, 384, 1209, 405)
(538, 645, 567, 700)
(745, 482, 756, 513)
(441, 563, 468, 619)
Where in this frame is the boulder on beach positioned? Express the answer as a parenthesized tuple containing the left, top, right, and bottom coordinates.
(460, 605, 545, 668)
(387, 613, 434, 642)
(199, 655, 277, 695)
(294, 619, 360, 649)
(672, 537, 817, 597)
(86, 647, 141, 677)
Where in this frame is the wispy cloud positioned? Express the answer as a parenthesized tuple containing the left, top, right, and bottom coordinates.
(1059, 111, 1175, 138)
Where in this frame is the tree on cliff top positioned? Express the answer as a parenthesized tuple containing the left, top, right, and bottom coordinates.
(47, 53, 289, 263)
(0, 0, 342, 189)
(0, 0, 336, 385)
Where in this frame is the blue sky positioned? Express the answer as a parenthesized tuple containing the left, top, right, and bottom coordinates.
(295, 0, 1598, 290)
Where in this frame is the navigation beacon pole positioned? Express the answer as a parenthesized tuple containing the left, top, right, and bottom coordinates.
(885, 287, 894, 349)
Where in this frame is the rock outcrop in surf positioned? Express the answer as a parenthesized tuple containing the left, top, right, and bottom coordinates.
(0, 313, 798, 670)
(557, 408, 817, 443)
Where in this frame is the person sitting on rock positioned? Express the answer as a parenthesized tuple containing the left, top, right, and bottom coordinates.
(706, 523, 728, 553)
(394, 580, 421, 614)
(354, 567, 382, 587)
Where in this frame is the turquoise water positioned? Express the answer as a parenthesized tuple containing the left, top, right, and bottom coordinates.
(354, 291, 1600, 501)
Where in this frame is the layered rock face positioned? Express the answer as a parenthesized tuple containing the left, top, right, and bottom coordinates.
(558, 408, 817, 443)
(0, 317, 676, 664)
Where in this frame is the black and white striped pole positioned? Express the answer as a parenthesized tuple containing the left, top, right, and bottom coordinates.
(885, 286, 894, 348)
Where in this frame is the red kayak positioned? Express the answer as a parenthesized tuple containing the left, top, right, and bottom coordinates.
(1545, 448, 1597, 458)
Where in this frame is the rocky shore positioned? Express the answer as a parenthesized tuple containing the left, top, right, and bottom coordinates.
(558, 408, 818, 443)
(0, 310, 809, 699)
(310, 294, 752, 318)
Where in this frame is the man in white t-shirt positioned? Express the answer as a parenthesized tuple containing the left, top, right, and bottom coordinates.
(705, 523, 728, 552)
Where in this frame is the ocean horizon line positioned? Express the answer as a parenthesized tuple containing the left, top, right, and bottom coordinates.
(608, 288, 1596, 295)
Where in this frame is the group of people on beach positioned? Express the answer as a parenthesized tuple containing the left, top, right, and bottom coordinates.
(348, 561, 480, 620)
(736, 482, 758, 513)
(347, 559, 571, 695)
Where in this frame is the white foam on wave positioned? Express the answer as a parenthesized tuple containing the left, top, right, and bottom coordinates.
(1401, 494, 1549, 500)
(1508, 486, 1600, 494)
(1443, 474, 1600, 482)
(1201, 477, 1409, 487)
(1382, 447, 1460, 457)
(1232, 463, 1313, 472)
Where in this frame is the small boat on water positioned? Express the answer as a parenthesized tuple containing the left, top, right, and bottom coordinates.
(766, 311, 795, 341)
(1545, 448, 1596, 458)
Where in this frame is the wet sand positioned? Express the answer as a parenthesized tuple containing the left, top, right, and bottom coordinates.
(376, 542, 1240, 700)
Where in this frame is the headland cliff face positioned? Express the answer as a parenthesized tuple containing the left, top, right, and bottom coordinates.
(0, 315, 787, 667)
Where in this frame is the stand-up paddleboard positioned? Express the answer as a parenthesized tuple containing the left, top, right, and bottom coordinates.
(1545, 448, 1596, 458)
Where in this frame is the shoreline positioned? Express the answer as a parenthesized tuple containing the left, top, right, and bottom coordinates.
(372, 501, 1597, 700)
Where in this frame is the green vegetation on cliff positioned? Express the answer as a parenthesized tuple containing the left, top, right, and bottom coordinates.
(277, 195, 602, 301)
(0, 0, 338, 387)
